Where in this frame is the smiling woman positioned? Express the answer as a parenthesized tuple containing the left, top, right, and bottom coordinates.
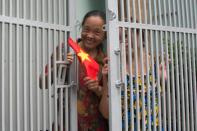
(73, 10, 108, 131)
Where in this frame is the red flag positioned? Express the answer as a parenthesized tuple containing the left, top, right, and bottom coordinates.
(68, 37, 99, 80)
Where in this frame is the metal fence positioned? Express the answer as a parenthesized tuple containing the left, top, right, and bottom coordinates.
(106, 0, 197, 131)
(0, 0, 77, 131)
(1, 0, 197, 131)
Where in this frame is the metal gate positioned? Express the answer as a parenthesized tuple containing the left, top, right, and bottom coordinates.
(106, 0, 197, 131)
(0, 0, 77, 131)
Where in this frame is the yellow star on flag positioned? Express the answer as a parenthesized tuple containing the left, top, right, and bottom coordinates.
(77, 49, 90, 62)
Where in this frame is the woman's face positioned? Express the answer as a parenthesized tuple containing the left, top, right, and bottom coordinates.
(81, 16, 105, 50)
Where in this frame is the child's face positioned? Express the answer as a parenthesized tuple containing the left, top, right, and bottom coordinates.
(81, 16, 105, 50)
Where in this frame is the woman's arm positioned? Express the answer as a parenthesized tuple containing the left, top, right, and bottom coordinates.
(99, 58, 109, 119)
(99, 75, 109, 119)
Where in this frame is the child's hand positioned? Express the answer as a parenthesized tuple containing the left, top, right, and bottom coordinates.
(83, 77, 102, 94)
(67, 52, 74, 64)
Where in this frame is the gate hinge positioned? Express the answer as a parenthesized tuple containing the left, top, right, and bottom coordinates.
(107, 9, 116, 21)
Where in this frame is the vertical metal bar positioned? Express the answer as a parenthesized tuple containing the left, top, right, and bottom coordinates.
(105, 1, 122, 129)
(120, 27, 128, 131)
(63, 1, 68, 129)
(59, 31, 63, 131)
(153, 1, 161, 130)
(169, 31, 176, 131)
(167, 0, 176, 130)
(64, 32, 69, 131)
(158, 0, 162, 25)
(155, 30, 162, 131)
(149, 30, 156, 131)
(177, 0, 185, 130)
(47, 28, 52, 131)
(191, 34, 197, 130)
(176, 0, 181, 27)
(189, 0, 194, 28)
(67, 0, 77, 130)
(53, 29, 58, 131)
(53, 0, 57, 24)
(171, 0, 179, 130)
(139, 29, 145, 131)
(163, 0, 167, 26)
(185, 0, 190, 28)
(23, 1, 27, 129)
(2, 0, 5, 15)
(120, 0, 125, 21)
(178, 32, 186, 131)
(143, 0, 147, 24)
(127, 28, 134, 131)
(47, 0, 52, 130)
(58, 0, 62, 24)
(183, 33, 190, 131)
(126, 0, 131, 22)
(189, 0, 196, 129)
(29, 26, 33, 131)
(157, 1, 163, 130)
(137, 0, 142, 23)
(29, 0, 33, 130)
(187, 33, 194, 131)
(144, 29, 151, 131)
(153, 0, 158, 25)
(194, 0, 197, 29)
(42, 0, 46, 130)
(167, 0, 172, 26)
(16, 23, 20, 131)
(63, 0, 67, 25)
(181, 0, 186, 28)
(160, 30, 167, 131)
(42, 28, 46, 131)
(164, 31, 172, 131)
(132, 0, 136, 22)
(36, 27, 40, 131)
(9, 0, 13, 130)
(176, 0, 183, 128)
(1, 22, 5, 131)
(23, 26, 27, 131)
(133, 28, 140, 131)
(174, 31, 181, 131)
(16, 10, 20, 131)
(36, 0, 40, 130)
(147, 1, 155, 131)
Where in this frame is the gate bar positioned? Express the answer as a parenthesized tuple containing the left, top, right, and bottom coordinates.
(1, 22, 5, 131)
(9, 9, 13, 131)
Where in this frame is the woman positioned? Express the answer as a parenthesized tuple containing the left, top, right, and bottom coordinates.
(75, 10, 108, 131)
(100, 26, 164, 130)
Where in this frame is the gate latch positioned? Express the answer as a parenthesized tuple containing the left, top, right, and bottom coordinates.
(115, 80, 124, 88)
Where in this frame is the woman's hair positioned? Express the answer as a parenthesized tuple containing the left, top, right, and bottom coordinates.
(82, 10, 106, 26)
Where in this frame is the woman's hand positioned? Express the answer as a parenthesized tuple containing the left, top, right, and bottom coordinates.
(83, 77, 102, 96)
(102, 57, 108, 76)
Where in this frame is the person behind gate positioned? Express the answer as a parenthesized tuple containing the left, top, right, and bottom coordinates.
(99, 18, 166, 130)
(68, 10, 108, 131)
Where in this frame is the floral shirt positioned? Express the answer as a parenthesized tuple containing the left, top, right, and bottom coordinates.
(77, 47, 108, 131)
(122, 74, 161, 130)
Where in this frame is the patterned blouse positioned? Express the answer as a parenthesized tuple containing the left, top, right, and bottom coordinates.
(77, 45, 108, 131)
(122, 74, 161, 130)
